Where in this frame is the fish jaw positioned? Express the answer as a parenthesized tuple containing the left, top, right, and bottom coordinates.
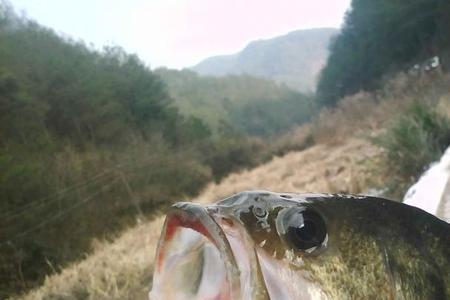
(149, 202, 240, 300)
(149, 198, 327, 300)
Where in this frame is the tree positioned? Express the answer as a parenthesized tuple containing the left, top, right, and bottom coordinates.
(317, 0, 447, 107)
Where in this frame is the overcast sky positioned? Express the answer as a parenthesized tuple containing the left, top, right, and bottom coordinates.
(12, 0, 351, 69)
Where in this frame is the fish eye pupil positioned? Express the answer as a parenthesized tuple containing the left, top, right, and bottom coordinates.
(285, 209, 326, 251)
(294, 220, 316, 241)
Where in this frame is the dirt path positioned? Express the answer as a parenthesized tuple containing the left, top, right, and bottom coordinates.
(18, 138, 380, 300)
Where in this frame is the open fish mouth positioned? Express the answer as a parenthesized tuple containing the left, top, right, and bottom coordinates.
(149, 196, 326, 300)
(149, 202, 269, 300)
(149, 202, 239, 300)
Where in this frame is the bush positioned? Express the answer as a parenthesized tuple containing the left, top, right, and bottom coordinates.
(375, 102, 450, 197)
(203, 135, 266, 181)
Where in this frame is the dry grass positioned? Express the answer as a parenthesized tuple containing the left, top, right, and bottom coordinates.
(198, 138, 381, 201)
(16, 218, 164, 300)
(438, 94, 450, 118)
(16, 72, 450, 300)
(312, 92, 380, 145)
(312, 73, 450, 145)
(16, 138, 381, 300)
(266, 124, 314, 156)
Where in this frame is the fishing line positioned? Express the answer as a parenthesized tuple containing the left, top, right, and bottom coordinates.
(1, 170, 114, 222)
(0, 160, 140, 219)
(0, 178, 120, 245)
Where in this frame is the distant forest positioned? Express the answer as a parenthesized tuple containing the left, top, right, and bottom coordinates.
(156, 68, 314, 136)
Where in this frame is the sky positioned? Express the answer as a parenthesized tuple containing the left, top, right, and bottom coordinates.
(12, 0, 352, 69)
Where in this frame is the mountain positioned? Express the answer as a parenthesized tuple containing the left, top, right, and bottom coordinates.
(155, 68, 313, 136)
(191, 28, 338, 92)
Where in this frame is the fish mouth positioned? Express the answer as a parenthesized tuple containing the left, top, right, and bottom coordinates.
(149, 202, 268, 300)
(150, 200, 326, 300)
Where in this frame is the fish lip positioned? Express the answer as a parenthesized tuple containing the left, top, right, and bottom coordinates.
(153, 202, 242, 299)
(152, 194, 331, 300)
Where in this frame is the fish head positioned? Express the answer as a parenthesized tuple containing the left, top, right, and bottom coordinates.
(150, 191, 449, 300)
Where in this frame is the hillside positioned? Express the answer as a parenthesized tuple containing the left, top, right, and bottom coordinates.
(191, 28, 338, 92)
(4, 0, 450, 298)
(1, 4, 303, 296)
(17, 73, 450, 300)
(17, 137, 380, 300)
(155, 68, 313, 136)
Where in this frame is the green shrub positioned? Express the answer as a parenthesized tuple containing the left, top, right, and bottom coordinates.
(203, 135, 265, 181)
(375, 102, 450, 197)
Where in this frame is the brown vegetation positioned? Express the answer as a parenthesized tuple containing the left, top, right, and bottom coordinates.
(17, 138, 379, 300)
(313, 73, 450, 145)
(16, 73, 450, 300)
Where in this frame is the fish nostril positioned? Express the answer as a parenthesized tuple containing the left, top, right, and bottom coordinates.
(253, 206, 267, 218)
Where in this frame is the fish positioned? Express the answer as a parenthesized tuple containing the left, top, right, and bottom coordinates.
(149, 191, 450, 300)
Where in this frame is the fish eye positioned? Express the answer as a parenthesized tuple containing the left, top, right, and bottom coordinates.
(276, 207, 327, 253)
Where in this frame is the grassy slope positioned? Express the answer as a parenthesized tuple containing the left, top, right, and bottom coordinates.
(16, 138, 380, 300)
(17, 72, 450, 300)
